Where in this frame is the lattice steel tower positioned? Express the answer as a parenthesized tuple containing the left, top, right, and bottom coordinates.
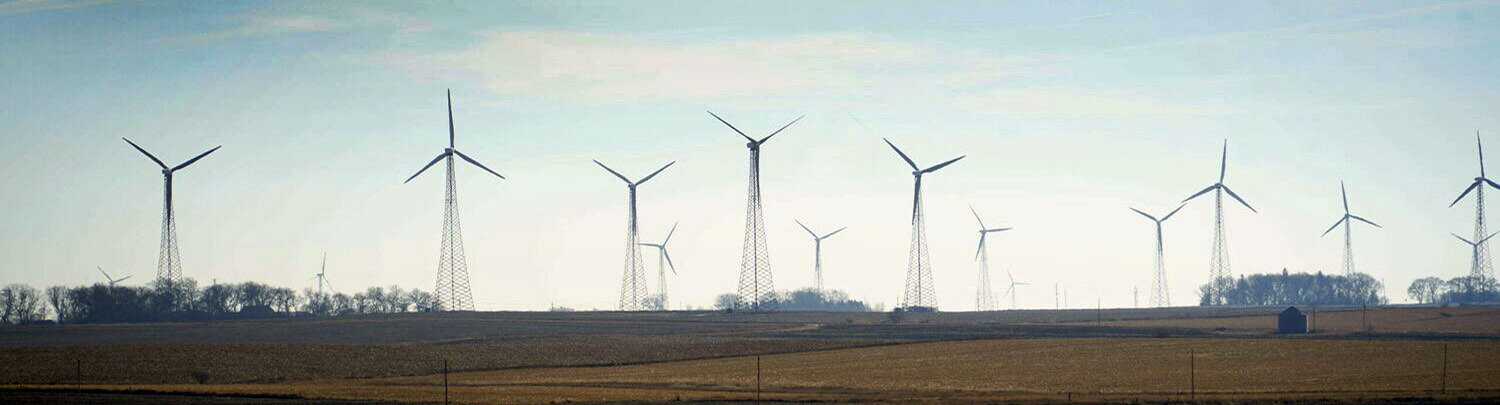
(709, 111, 802, 311)
(883, 139, 964, 310)
(595, 160, 675, 311)
(1321, 182, 1381, 275)
(1130, 204, 1183, 308)
(640, 222, 679, 311)
(1182, 141, 1256, 306)
(1451, 131, 1498, 281)
(404, 90, 506, 312)
(795, 220, 846, 295)
(969, 207, 1010, 312)
(123, 138, 220, 308)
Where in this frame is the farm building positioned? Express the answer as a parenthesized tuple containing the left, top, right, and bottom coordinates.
(1278, 306, 1308, 333)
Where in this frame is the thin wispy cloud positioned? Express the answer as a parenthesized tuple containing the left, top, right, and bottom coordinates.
(0, 0, 118, 16)
(157, 9, 428, 45)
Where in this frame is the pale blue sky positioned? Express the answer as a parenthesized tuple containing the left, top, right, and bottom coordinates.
(2, 0, 1498, 310)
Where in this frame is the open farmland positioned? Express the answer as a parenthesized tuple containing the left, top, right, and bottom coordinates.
(2, 306, 1498, 403)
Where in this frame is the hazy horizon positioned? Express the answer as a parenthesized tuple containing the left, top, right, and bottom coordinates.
(3, 0, 1499, 311)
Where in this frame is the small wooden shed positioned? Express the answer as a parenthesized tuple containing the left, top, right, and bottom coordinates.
(1277, 306, 1308, 333)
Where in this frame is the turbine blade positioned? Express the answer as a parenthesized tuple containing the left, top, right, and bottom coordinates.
(639, 243, 661, 248)
(663, 249, 677, 275)
(97, 266, 111, 280)
(1320, 216, 1347, 237)
(447, 89, 455, 149)
(883, 138, 919, 170)
(635, 161, 676, 185)
(1453, 233, 1476, 245)
(664, 221, 678, 244)
(1450, 181, 1481, 207)
(454, 150, 506, 180)
(970, 205, 986, 229)
(404, 151, 450, 183)
(116, 275, 131, 282)
(1161, 203, 1187, 222)
(822, 227, 847, 239)
(707, 110, 754, 143)
(795, 219, 817, 238)
(1484, 231, 1500, 244)
(1221, 185, 1257, 213)
(1182, 184, 1219, 203)
(122, 138, 168, 169)
(592, 160, 632, 184)
(922, 155, 965, 173)
(171, 145, 222, 171)
(975, 234, 985, 261)
(1486, 178, 1500, 191)
(986, 227, 1012, 232)
(1349, 215, 1381, 228)
(1480, 130, 1486, 178)
(758, 115, 804, 144)
(1129, 207, 1157, 222)
(1340, 181, 1349, 214)
(1219, 140, 1228, 182)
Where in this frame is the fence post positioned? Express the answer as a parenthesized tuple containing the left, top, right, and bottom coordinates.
(1441, 344, 1448, 394)
(75, 358, 81, 392)
(443, 359, 450, 405)
(1189, 348, 1196, 401)
(755, 355, 762, 404)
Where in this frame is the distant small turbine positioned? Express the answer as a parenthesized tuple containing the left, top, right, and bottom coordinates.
(969, 207, 1011, 312)
(640, 222, 679, 311)
(1130, 204, 1184, 308)
(314, 252, 333, 295)
(884, 138, 965, 311)
(97, 266, 132, 288)
(795, 220, 846, 295)
(1454, 231, 1500, 277)
(596, 159, 675, 311)
(1321, 182, 1381, 275)
(1003, 266, 1028, 310)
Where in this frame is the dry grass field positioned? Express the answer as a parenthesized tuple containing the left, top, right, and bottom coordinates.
(3, 306, 1499, 404)
(1073, 306, 1500, 336)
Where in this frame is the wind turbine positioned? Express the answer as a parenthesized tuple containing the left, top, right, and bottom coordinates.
(1321, 182, 1382, 275)
(1182, 140, 1256, 305)
(97, 266, 132, 288)
(403, 89, 505, 312)
(1454, 231, 1500, 278)
(884, 138, 965, 311)
(1450, 131, 1500, 281)
(314, 252, 333, 296)
(1130, 204, 1185, 308)
(639, 222, 679, 311)
(795, 220, 846, 295)
(1003, 266, 1028, 310)
(970, 207, 1011, 312)
(123, 137, 219, 302)
(709, 111, 802, 311)
(595, 159, 675, 311)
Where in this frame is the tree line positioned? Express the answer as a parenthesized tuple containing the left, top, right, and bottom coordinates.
(1198, 270, 1386, 306)
(1406, 275, 1499, 304)
(713, 288, 876, 312)
(0, 278, 439, 325)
